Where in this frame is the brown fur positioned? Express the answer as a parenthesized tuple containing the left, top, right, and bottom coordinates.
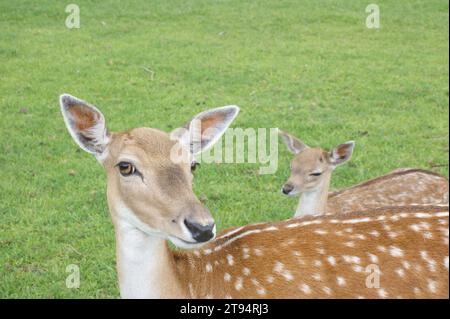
(327, 169, 449, 215)
(176, 206, 449, 298)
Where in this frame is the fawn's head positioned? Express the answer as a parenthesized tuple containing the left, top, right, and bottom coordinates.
(60, 94, 239, 249)
(279, 130, 354, 196)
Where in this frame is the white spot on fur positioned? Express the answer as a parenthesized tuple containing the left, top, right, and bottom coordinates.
(388, 232, 399, 239)
(389, 246, 404, 258)
(224, 273, 231, 282)
(395, 268, 405, 278)
(299, 283, 312, 294)
(253, 248, 263, 256)
(312, 273, 321, 281)
(344, 241, 355, 248)
(427, 279, 438, 293)
(402, 260, 411, 270)
(274, 261, 284, 273)
(423, 232, 433, 239)
(378, 289, 388, 298)
(369, 230, 380, 237)
(234, 277, 243, 291)
(257, 287, 266, 296)
(316, 248, 326, 255)
(420, 251, 437, 272)
(274, 261, 294, 281)
(377, 246, 387, 253)
(314, 229, 328, 235)
(205, 263, 212, 273)
(337, 276, 346, 286)
(227, 254, 234, 266)
(342, 255, 361, 264)
(242, 247, 250, 259)
(266, 275, 275, 284)
(352, 265, 363, 273)
(327, 256, 336, 266)
(368, 253, 379, 264)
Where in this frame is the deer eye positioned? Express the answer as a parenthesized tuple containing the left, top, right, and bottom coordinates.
(117, 162, 136, 176)
(310, 172, 322, 177)
(191, 162, 200, 172)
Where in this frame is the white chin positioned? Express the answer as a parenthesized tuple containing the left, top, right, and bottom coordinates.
(168, 236, 208, 250)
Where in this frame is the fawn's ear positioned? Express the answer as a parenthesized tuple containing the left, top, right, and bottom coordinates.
(59, 94, 110, 156)
(329, 141, 355, 166)
(173, 105, 240, 155)
(278, 130, 308, 154)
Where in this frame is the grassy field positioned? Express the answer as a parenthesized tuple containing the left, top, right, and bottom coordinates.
(0, 0, 448, 298)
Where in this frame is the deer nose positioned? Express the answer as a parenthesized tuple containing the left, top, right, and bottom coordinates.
(282, 183, 294, 195)
(184, 219, 215, 243)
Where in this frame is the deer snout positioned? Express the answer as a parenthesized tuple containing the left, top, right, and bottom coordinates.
(282, 183, 295, 195)
(184, 219, 215, 242)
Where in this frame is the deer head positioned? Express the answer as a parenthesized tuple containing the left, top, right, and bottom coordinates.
(60, 94, 239, 249)
(279, 130, 354, 216)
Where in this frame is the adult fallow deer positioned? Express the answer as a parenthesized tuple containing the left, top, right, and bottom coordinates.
(60, 95, 449, 298)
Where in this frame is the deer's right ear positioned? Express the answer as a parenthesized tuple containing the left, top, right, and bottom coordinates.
(59, 94, 110, 156)
(278, 130, 308, 154)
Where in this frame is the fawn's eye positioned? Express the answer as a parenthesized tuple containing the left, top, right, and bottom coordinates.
(310, 172, 322, 177)
(117, 162, 136, 176)
(191, 162, 200, 172)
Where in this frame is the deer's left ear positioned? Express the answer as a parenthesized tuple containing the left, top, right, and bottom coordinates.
(59, 94, 110, 156)
(278, 130, 309, 154)
(329, 141, 355, 166)
(174, 105, 240, 155)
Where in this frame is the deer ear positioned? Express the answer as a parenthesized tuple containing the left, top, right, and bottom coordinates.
(59, 94, 110, 156)
(174, 105, 240, 155)
(330, 141, 355, 166)
(278, 130, 308, 154)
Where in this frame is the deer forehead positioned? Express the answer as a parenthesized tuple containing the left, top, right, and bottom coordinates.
(292, 148, 329, 170)
(108, 128, 183, 165)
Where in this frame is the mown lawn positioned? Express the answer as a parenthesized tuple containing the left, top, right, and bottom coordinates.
(0, 0, 448, 298)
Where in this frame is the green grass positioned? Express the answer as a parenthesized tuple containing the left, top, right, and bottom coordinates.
(0, 0, 448, 298)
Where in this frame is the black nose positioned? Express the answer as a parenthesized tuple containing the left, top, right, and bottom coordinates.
(184, 219, 215, 242)
(282, 183, 294, 195)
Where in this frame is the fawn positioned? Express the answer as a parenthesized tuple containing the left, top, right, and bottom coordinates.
(279, 130, 449, 217)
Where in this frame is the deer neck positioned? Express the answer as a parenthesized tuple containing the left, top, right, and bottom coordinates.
(295, 172, 331, 217)
(112, 212, 186, 299)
